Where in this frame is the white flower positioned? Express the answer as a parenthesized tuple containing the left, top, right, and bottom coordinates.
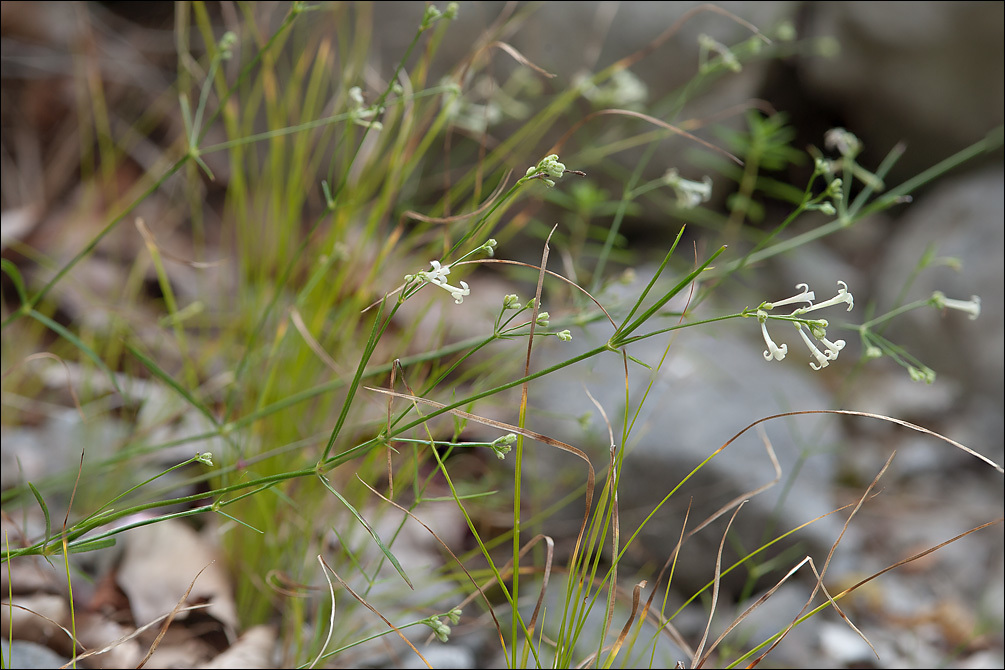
(662, 168, 713, 209)
(759, 311, 788, 361)
(796, 323, 830, 370)
(931, 291, 980, 320)
(818, 333, 846, 360)
(408, 260, 471, 304)
(762, 283, 815, 311)
(795, 281, 854, 314)
(556, 329, 572, 342)
(503, 294, 521, 310)
(824, 128, 862, 158)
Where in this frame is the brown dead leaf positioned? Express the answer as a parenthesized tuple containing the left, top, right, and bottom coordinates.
(73, 611, 143, 668)
(200, 625, 277, 669)
(117, 519, 238, 634)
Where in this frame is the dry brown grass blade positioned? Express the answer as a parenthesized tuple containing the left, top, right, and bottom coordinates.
(4, 353, 86, 421)
(135, 562, 213, 669)
(677, 99, 779, 133)
(755, 455, 901, 665)
(687, 427, 781, 540)
(134, 216, 224, 268)
(616, 3, 770, 70)
(265, 570, 319, 598)
(356, 476, 506, 648)
(587, 384, 621, 644)
(751, 410, 1002, 474)
(692, 501, 747, 668)
(56, 604, 210, 667)
(402, 169, 512, 223)
(457, 257, 619, 329)
(833, 518, 1004, 599)
(700, 555, 816, 668)
(739, 516, 1004, 669)
(638, 500, 696, 659)
(289, 307, 342, 374)
(447, 533, 557, 650)
(548, 108, 742, 167)
(525, 535, 556, 637)
(702, 451, 889, 670)
(483, 41, 556, 78)
(605, 579, 648, 664)
(318, 555, 431, 669)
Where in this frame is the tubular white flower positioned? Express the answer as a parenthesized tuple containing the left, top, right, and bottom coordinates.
(932, 291, 980, 320)
(410, 260, 471, 304)
(818, 334, 846, 360)
(421, 259, 450, 285)
(759, 313, 788, 361)
(796, 324, 830, 370)
(762, 283, 814, 310)
(797, 281, 853, 313)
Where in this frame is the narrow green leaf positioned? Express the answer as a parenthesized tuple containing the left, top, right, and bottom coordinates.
(63, 538, 118, 554)
(317, 473, 414, 589)
(27, 483, 51, 551)
(27, 309, 124, 397)
(0, 259, 28, 307)
(125, 340, 219, 428)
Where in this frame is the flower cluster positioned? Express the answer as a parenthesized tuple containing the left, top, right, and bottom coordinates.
(491, 433, 516, 460)
(525, 154, 567, 187)
(753, 281, 854, 370)
(424, 608, 462, 643)
(347, 86, 383, 130)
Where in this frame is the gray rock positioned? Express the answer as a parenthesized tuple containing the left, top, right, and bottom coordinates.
(799, 2, 1004, 183)
(0, 639, 71, 670)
